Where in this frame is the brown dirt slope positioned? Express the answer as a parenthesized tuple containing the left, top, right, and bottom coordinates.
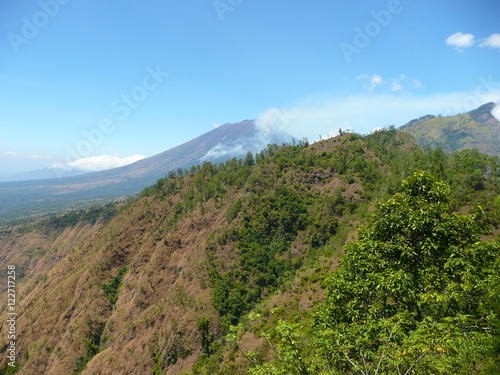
(0, 134, 390, 375)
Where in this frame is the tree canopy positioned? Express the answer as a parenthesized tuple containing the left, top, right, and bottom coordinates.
(252, 171, 500, 374)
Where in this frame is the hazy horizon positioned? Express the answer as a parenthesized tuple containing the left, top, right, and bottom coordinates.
(1, 0, 499, 177)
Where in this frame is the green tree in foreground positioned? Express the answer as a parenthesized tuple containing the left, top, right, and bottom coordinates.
(252, 171, 500, 374)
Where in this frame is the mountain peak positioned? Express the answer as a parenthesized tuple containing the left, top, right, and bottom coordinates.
(468, 102, 496, 123)
(0, 119, 294, 222)
(401, 102, 500, 157)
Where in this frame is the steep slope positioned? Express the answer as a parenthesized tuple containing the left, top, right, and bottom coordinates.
(0, 183, 224, 374)
(0, 120, 294, 223)
(0, 133, 388, 374)
(1, 131, 499, 374)
(400, 102, 500, 156)
(0, 214, 112, 298)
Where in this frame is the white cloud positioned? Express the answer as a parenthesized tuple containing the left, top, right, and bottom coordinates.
(257, 91, 498, 142)
(391, 82, 403, 91)
(479, 33, 500, 50)
(481, 89, 500, 104)
(493, 104, 500, 121)
(65, 154, 146, 172)
(446, 32, 500, 52)
(357, 74, 385, 91)
(359, 74, 423, 92)
(446, 32, 475, 49)
(481, 90, 500, 121)
(256, 107, 297, 133)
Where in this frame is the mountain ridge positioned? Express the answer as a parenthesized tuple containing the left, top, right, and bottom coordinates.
(1, 130, 498, 374)
(0, 120, 294, 222)
(400, 102, 500, 157)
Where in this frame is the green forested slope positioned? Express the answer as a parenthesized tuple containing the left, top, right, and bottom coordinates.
(400, 102, 500, 157)
(0, 130, 499, 374)
(249, 172, 499, 374)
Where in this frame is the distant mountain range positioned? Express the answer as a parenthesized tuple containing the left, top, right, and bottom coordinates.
(3, 128, 498, 375)
(0, 120, 294, 222)
(1, 103, 499, 223)
(1, 166, 89, 182)
(400, 102, 500, 157)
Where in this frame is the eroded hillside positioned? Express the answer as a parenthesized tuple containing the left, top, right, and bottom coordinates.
(1, 131, 499, 374)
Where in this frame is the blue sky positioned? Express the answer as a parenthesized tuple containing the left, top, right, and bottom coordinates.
(0, 0, 499, 176)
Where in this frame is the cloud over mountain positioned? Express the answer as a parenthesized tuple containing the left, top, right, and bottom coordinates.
(65, 154, 146, 172)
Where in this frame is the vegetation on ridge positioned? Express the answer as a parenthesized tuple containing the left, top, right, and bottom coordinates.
(249, 171, 500, 374)
(401, 102, 500, 157)
(1, 129, 499, 374)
